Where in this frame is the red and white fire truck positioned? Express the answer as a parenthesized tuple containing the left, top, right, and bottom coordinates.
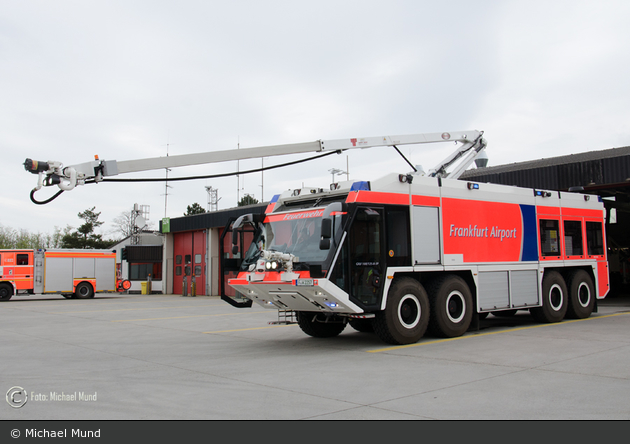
(24, 130, 609, 344)
(225, 133, 609, 344)
(0, 248, 126, 301)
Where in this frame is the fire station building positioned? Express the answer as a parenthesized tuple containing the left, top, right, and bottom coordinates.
(159, 203, 266, 296)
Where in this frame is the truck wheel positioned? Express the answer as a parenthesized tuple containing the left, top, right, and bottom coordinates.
(428, 275, 473, 338)
(0, 283, 14, 301)
(565, 270, 595, 319)
(373, 277, 429, 345)
(74, 282, 95, 299)
(296, 312, 346, 338)
(349, 318, 374, 333)
(530, 271, 567, 323)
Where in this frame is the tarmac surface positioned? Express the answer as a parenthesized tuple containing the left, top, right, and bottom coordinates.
(1, 291, 629, 420)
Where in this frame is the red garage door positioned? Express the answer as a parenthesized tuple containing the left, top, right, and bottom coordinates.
(173, 230, 206, 295)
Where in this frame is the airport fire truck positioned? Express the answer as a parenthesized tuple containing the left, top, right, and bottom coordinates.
(24, 130, 609, 344)
(0, 248, 124, 301)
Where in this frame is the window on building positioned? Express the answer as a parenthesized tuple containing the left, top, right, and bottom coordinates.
(129, 262, 162, 280)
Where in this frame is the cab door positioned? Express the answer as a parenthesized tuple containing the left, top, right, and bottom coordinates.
(7, 251, 34, 292)
(348, 207, 385, 309)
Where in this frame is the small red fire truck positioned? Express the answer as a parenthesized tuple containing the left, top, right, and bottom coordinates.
(0, 249, 127, 301)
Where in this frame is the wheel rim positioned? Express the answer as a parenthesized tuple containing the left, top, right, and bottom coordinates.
(549, 284, 564, 311)
(446, 291, 465, 323)
(577, 282, 591, 308)
(79, 285, 90, 297)
(398, 294, 421, 329)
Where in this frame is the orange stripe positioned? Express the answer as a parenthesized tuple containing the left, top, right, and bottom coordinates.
(537, 205, 561, 216)
(45, 252, 115, 259)
(347, 190, 409, 205)
(561, 208, 605, 218)
(412, 195, 440, 207)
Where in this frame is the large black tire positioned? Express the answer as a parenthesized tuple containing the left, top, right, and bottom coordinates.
(74, 282, 95, 299)
(349, 318, 374, 333)
(373, 277, 429, 345)
(296, 312, 347, 338)
(428, 275, 473, 338)
(0, 283, 14, 301)
(565, 269, 595, 319)
(530, 271, 568, 323)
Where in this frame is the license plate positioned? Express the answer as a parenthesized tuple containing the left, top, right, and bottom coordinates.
(295, 278, 315, 287)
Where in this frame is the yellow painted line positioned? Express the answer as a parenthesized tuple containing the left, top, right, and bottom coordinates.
(112, 311, 269, 322)
(367, 312, 630, 353)
(203, 324, 297, 334)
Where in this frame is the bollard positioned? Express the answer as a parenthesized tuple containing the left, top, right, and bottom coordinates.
(191, 274, 197, 297)
(182, 275, 188, 297)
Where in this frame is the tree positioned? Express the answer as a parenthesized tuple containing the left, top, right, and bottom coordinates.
(61, 207, 114, 249)
(184, 203, 206, 216)
(77, 207, 103, 242)
(238, 194, 259, 207)
(0, 224, 64, 249)
(111, 206, 155, 241)
(111, 210, 134, 239)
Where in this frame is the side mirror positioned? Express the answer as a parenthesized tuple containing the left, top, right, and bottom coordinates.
(321, 218, 332, 239)
(319, 218, 332, 250)
(230, 213, 264, 256)
(232, 229, 239, 255)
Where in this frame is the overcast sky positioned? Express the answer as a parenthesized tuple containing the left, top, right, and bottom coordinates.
(2, 0, 630, 238)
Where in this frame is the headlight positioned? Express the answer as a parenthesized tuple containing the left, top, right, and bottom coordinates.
(265, 260, 279, 270)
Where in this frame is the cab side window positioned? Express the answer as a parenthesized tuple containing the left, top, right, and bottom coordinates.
(540, 219, 560, 256)
(586, 221, 604, 256)
(16, 254, 29, 265)
(563, 220, 583, 256)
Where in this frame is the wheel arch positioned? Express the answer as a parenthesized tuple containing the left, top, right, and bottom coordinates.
(74, 280, 95, 298)
(380, 269, 478, 311)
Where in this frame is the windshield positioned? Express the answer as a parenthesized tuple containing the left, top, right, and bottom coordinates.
(240, 208, 346, 271)
(263, 209, 328, 262)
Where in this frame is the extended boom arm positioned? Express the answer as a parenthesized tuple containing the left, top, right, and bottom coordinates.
(24, 130, 486, 203)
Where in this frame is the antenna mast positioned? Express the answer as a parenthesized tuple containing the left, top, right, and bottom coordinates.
(163, 142, 173, 218)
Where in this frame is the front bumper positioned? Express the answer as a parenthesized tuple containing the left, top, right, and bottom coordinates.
(228, 272, 364, 314)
